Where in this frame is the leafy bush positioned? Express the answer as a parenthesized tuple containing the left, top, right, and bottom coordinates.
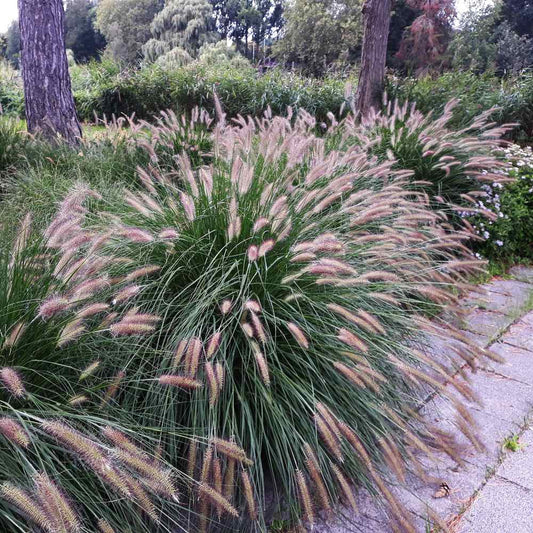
(197, 42, 251, 69)
(0, 61, 24, 117)
(30, 111, 494, 532)
(470, 144, 533, 263)
(72, 62, 349, 125)
(2, 59, 349, 126)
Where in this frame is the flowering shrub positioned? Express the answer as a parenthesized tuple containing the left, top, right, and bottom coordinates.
(469, 144, 533, 262)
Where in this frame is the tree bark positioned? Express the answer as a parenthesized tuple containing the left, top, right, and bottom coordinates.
(18, 0, 82, 145)
(355, 0, 393, 118)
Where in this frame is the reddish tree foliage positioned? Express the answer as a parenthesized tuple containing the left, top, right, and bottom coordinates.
(397, 0, 456, 73)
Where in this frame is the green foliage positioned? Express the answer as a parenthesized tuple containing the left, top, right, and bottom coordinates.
(493, 22, 533, 75)
(197, 41, 251, 69)
(273, 0, 362, 76)
(143, 0, 219, 63)
(35, 110, 489, 531)
(65, 0, 106, 63)
(0, 103, 500, 532)
(3, 21, 20, 68)
(502, 0, 533, 38)
(0, 60, 23, 116)
(450, 2, 501, 74)
(0, 216, 188, 533)
(0, 117, 26, 186)
(67, 60, 348, 124)
(138, 108, 214, 169)
(503, 434, 523, 452)
(329, 101, 506, 217)
(0, 116, 149, 230)
(95, 0, 164, 64)
(210, 0, 284, 58)
(470, 144, 533, 264)
(450, 1, 533, 75)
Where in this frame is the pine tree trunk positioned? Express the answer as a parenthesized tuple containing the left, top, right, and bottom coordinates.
(18, 0, 82, 145)
(355, 0, 393, 117)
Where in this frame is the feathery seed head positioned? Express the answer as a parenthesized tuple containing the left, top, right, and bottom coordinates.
(0, 367, 25, 398)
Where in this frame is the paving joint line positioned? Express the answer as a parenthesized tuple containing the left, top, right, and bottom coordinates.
(499, 340, 533, 353)
(444, 408, 533, 531)
(492, 473, 532, 493)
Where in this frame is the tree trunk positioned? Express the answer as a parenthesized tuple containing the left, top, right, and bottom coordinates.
(355, 0, 393, 117)
(18, 0, 82, 145)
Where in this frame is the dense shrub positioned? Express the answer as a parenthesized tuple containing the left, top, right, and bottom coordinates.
(3, 59, 348, 125)
(470, 144, 533, 263)
(4, 56, 533, 143)
(72, 62, 348, 124)
(0, 61, 24, 117)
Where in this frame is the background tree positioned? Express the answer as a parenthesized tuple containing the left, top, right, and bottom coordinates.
(95, 0, 163, 64)
(493, 21, 533, 74)
(450, 2, 500, 73)
(501, 0, 533, 38)
(274, 0, 362, 76)
(65, 0, 106, 62)
(5, 21, 21, 68)
(451, 1, 533, 75)
(387, 0, 418, 67)
(397, 0, 456, 74)
(143, 0, 219, 65)
(355, 0, 392, 116)
(210, 0, 284, 58)
(0, 35, 7, 60)
(18, 0, 82, 144)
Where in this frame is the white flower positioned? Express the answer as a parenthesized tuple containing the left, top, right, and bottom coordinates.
(495, 240, 504, 247)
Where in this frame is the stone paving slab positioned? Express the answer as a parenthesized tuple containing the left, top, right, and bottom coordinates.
(497, 428, 533, 490)
(462, 281, 533, 316)
(459, 476, 533, 533)
(503, 320, 533, 352)
(460, 308, 512, 338)
(488, 341, 533, 387)
(509, 265, 533, 284)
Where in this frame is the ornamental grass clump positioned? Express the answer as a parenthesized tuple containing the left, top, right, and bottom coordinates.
(33, 109, 496, 531)
(137, 107, 215, 171)
(328, 98, 513, 224)
(0, 210, 192, 532)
